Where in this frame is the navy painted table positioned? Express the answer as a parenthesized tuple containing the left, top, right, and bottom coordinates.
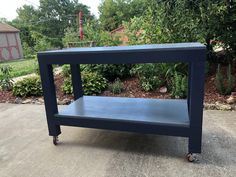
(38, 43, 206, 161)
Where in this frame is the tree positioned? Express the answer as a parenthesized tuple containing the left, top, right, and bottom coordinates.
(99, 0, 147, 31)
(124, 0, 236, 61)
(36, 0, 94, 47)
(62, 19, 120, 47)
(0, 17, 8, 23)
(10, 0, 94, 50)
(10, 5, 39, 50)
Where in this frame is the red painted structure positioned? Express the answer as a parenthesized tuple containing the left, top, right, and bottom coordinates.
(0, 23, 23, 61)
(79, 11, 83, 41)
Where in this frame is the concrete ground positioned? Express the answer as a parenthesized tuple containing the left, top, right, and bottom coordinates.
(0, 104, 235, 177)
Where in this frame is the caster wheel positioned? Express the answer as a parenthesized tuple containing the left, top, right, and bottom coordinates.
(53, 136, 59, 145)
(186, 153, 197, 162)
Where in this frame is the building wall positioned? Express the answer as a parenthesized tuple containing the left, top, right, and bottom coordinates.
(111, 27, 129, 46)
(0, 32, 23, 61)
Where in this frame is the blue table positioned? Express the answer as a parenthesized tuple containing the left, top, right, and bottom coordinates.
(38, 43, 206, 162)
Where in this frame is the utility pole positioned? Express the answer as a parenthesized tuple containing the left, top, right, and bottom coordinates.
(77, 11, 83, 41)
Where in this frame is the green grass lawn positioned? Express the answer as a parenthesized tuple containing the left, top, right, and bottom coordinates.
(0, 58, 36, 78)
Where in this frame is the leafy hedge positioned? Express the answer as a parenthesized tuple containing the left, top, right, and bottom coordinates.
(170, 72, 188, 99)
(0, 65, 13, 91)
(13, 76, 42, 97)
(86, 64, 132, 81)
(62, 71, 108, 95)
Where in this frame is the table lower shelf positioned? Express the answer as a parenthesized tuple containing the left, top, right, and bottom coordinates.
(55, 96, 190, 136)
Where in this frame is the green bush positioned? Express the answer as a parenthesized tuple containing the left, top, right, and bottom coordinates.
(131, 64, 165, 91)
(62, 28, 80, 47)
(124, 1, 236, 61)
(22, 42, 35, 59)
(61, 64, 88, 78)
(82, 72, 108, 95)
(31, 31, 54, 52)
(62, 78, 72, 94)
(33, 55, 40, 75)
(62, 71, 108, 95)
(215, 64, 235, 95)
(62, 65, 71, 78)
(171, 72, 188, 99)
(109, 78, 124, 94)
(0, 65, 13, 91)
(13, 76, 42, 97)
(86, 64, 132, 81)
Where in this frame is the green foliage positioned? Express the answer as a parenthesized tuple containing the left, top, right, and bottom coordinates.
(11, 1, 94, 50)
(13, 76, 42, 97)
(62, 78, 73, 94)
(11, 5, 38, 48)
(0, 59, 36, 77)
(171, 72, 188, 99)
(62, 28, 80, 47)
(62, 20, 121, 48)
(131, 62, 188, 92)
(99, 0, 147, 31)
(33, 55, 40, 75)
(131, 64, 164, 91)
(0, 65, 13, 91)
(109, 78, 124, 94)
(86, 64, 132, 81)
(164, 63, 188, 81)
(215, 64, 235, 95)
(83, 20, 121, 46)
(37, 0, 94, 46)
(82, 72, 108, 95)
(0, 17, 8, 23)
(62, 65, 71, 78)
(124, 0, 236, 61)
(124, 3, 200, 45)
(31, 31, 54, 52)
(22, 42, 35, 59)
(62, 71, 108, 95)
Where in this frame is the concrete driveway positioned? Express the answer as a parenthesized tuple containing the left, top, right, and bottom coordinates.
(0, 103, 235, 177)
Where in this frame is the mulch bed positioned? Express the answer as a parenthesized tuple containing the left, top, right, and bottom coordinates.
(102, 77, 171, 99)
(204, 74, 230, 104)
(0, 73, 234, 104)
(0, 90, 15, 103)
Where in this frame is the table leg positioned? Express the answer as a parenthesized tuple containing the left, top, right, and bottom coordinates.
(70, 64, 83, 100)
(188, 61, 205, 153)
(39, 62, 61, 136)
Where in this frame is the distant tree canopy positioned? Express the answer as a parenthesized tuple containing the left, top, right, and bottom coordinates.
(99, 0, 147, 31)
(5, 0, 235, 61)
(11, 0, 94, 49)
(0, 17, 8, 23)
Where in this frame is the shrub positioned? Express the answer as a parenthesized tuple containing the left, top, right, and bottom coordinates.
(22, 42, 35, 59)
(0, 65, 13, 91)
(13, 76, 42, 97)
(62, 71, 108, 95)
(62, 27, 80, 47)
(124, 1, 236, 61)
(109, 78, 124, 94)
(171, 72, 188, 99)
(33, 55, 40, 75)
(62, 78, 72, 94)
(215, 64, 235, 95)
(86, 64, 132, 81)
(62, 65, 71, 78)
(31, 31, 54, 52)
(61, 64, 88, 78)
(82, 72, 108, 95)
(131, 64, 164, 91)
